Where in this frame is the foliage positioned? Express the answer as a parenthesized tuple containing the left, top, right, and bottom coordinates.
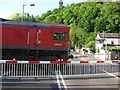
(9, 13, 22, 21)
(108, 47, 120, 51)
(9, 2, 120, 50)
(96, 49, 100, 53)
(9, 13, 35, 22)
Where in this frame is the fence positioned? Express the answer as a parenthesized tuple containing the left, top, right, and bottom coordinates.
(0, 60, 119, 78)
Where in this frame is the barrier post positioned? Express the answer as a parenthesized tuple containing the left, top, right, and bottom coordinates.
(60, 58, 62, 74)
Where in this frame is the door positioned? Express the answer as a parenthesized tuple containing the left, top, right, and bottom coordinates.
(29, 28, 38, 47)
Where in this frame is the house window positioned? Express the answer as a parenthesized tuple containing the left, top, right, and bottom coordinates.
(100, 40, 103, 43)
(111, 41, 114, 44)
(96, 40, 104, 43)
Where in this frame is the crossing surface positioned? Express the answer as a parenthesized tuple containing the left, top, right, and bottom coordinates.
(1, 73, 120, 90)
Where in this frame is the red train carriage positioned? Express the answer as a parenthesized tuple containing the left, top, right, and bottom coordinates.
(0, 19, 73, 60)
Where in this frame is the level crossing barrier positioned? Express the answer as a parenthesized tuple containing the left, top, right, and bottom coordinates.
(0, 60, 119, 78)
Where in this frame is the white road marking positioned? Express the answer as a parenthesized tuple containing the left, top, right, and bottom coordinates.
(59, 72, 67, 89)
(90, 63, 119, 79)
(55, 71, 67, 90)
(101, 69, 119, 79)
(56, 71, 61, 89)
(3, 71, 11, 76)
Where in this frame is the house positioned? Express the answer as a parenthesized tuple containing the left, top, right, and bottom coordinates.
(96, 33, 120, 60)
(96, 33, 120, 50)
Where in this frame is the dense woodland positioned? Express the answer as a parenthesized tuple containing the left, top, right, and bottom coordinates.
(9, 2, 120, 51)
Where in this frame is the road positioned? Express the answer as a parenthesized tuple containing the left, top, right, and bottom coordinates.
(63, 74, 119, 89)
(1, 77, 58, 90)
(1, 72, 120, 90)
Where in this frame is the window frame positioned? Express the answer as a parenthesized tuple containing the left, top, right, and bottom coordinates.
(53, 32, 65, 41)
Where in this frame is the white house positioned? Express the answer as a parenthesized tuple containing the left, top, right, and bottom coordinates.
(96, 33, 120, 60)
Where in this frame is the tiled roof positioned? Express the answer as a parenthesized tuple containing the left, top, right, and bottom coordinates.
(99, 33, 120, 38)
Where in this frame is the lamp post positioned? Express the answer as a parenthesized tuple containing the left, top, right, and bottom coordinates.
(105, 39, 108, 60)
(22, 4, 35, 21)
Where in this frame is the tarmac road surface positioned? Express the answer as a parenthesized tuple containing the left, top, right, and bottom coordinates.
(1, 73, 120, 90)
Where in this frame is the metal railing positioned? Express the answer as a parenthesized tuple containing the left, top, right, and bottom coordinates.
(0, 60, 119, 78)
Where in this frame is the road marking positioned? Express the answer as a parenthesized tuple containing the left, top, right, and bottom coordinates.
(101, 69, 119, 79)
(3, 71, 11, 76)
(59, 72, 67, 89)
(56, 71, 61, 89)
(55, 71, 67, 90)
(90, 63, 119, 79)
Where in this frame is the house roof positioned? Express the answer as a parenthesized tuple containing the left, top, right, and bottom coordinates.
(98, 33, 120, 38)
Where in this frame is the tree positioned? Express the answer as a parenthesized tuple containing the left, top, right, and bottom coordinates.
(9, 13, 21, 20)
(34, 15, 41, 22)
(44, 15, 56, 23)
(70, 25, 88, 49)
(9, 13, 35, 21)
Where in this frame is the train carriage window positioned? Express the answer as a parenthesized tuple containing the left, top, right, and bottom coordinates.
(53, 32, 65, 41)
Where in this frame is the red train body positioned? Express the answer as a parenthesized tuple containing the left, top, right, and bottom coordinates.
(0, 19, 72, 60)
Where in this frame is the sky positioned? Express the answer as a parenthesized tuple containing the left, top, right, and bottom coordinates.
(0, 0, 84, 19)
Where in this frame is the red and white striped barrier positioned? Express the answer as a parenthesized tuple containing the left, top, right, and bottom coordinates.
(0, 60, 119, 64)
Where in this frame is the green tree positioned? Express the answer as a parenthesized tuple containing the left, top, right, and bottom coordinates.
(9, 13, 21, 20)
(44, 15, 56, 23)
(9, 13, 35, 21)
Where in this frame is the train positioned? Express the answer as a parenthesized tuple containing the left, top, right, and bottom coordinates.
(0, 18, 73, 61)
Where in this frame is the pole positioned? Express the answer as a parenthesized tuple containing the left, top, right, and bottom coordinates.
(22, 4, 25, 21)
